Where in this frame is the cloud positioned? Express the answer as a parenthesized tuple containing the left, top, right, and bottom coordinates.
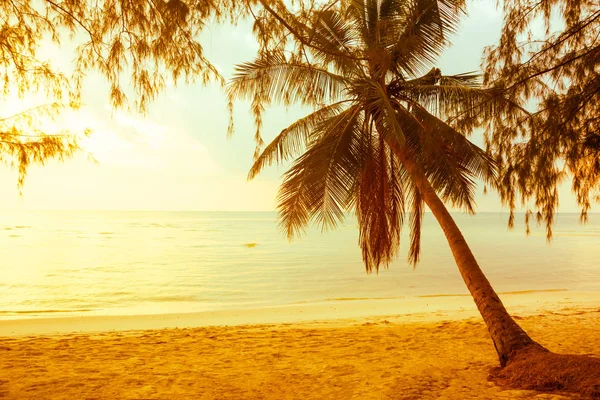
(71, 106, 222, 176)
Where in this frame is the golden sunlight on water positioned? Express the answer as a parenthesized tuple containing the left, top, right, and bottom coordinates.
(1, 211, 599, 320)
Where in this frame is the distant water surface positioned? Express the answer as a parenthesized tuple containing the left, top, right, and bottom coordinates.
(1, 211, 599, 319)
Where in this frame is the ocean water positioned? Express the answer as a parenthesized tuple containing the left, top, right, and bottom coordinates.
(1, 211, 599, 320)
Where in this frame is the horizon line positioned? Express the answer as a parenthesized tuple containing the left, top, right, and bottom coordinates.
(0, 209, 594, 215)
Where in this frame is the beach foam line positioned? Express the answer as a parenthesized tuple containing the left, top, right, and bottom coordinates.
(0, 309, 94, 315)
(319, 289, 568, 302)
(319, 296, 405, 302)
(1, 291, 598, 338)
(419, 288, 568, 298)
(499, 288, 569, 295)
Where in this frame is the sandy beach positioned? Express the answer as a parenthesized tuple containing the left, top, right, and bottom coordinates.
(1, 291, 598, 399)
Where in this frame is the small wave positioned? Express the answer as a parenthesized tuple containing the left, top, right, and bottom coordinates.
(418, 288, 568, 298)
(148, 295, 199, 302)
(45, 268, 88, 274)
(147, 223, 179, 228)
(322, 296, 404, 302)
(500, 288, 568, 295)
(556, 232, 600, 237)
(103, 291, 134, 296)
(0, 308, 94, 315)
(99, 232, 114, 235)
(289, 296, 406, 305)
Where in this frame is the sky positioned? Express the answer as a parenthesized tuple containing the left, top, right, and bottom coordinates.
(0, 1, 583, 212)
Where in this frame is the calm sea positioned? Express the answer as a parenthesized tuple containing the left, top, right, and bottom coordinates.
(1, 211, 598, 319)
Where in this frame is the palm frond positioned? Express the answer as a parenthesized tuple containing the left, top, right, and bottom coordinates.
(415, 105, 496, 181)
(392, 72, 509, 123)
(407, 180, 424, 265)
(276, 104, 363, 238)
(389, 0, 465, 77)
(356, 128, 405, 272)
(276, 157, 313, 240)
(396, 74, 531, 133)
(306, 9, 365, 76)
(343, 0, 381, 49)
(248, 101, 351, 180)
(396, 104, 496, 211)
(395, 69, 479, 88)
(228, 51, 349, 108)
(360, 79, 406, 145)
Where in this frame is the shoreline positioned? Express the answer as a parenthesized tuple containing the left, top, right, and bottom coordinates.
(1, 290, 598, 337)
(1, 291, 598, 399)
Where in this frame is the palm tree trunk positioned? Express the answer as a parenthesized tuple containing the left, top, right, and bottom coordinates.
(392, 147, 546, 367)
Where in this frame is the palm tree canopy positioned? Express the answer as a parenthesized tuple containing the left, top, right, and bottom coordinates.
(228, 0, 512, 272)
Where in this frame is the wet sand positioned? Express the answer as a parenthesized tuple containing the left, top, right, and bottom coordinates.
(0, 291, 598, 399)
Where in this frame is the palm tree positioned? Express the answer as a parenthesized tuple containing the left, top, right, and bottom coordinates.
(228, 0, 545, 367)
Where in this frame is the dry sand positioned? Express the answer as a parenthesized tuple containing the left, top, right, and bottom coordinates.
(0, 291, 598, 399)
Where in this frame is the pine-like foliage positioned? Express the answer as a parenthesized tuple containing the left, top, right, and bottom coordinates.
(482, 0, 600, 237)
(1, 0, 246, 188)
(0, 104, 84, 191)
(228, 0, 516, 272)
